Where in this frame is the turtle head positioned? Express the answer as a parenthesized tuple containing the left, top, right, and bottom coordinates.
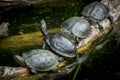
(14, 55, 26, 67)
(40, 19, 48, 36)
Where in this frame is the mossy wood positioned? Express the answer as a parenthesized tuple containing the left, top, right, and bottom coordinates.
(0, 27, 111, 53)
(0, 28, 60, 50)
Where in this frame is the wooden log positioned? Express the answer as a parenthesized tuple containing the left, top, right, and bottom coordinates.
(0, 0, 69, 7)
(0, 66, 29, 80)
(0, 19, 112, 80)
(15, 0, 120, 79)
(0, 0, 74, 14)
(5, 18, 112, 80)
(0, 28, 60, 50)
(0, 20, 111, 54)
(0, 0, 73, 5)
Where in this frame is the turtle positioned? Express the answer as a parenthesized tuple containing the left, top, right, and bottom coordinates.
(14, 49, 59, 73)
(81, 2, 113, 32)
(61, 17, 91, 43)
(39, 19, 77, 58)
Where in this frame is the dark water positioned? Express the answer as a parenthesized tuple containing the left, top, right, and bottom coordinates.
(0, 0, 120, 80)
(0, 2, 79, 36)
(75, 40, 120, 80)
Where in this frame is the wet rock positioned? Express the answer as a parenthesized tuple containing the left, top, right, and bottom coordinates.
(0, 22, 9, 37)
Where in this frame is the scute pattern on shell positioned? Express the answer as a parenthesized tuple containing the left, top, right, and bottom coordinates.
(23, 49, 58, 71)
(71, 17, 91, 38)
(61, 17, 91, 38)
(45, 33, 77, 57)
(61, 17, 81, 35)
(81, 2, 109, 20)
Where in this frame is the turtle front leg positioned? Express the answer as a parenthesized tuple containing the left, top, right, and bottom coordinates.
(97, 21, 104, 32)
(108, 15, 114, 24)
(75, 37, 81, 44)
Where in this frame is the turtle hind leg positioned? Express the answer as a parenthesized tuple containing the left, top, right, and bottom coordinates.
(75, 37, 81, 44)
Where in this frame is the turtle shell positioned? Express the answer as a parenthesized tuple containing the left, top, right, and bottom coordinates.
(61, 17, 81, 35)
(45, 33, 77, 57)
(81, 2, 109, 20)
(61, 17, 91, 38)
(23, 49, 58, 71)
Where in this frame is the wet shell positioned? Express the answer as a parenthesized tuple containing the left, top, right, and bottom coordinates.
(81, 2, 110, 20)
(61, 17, 91, 38)
(45, 33, 77, 57)
(23, 49, 59, 71)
